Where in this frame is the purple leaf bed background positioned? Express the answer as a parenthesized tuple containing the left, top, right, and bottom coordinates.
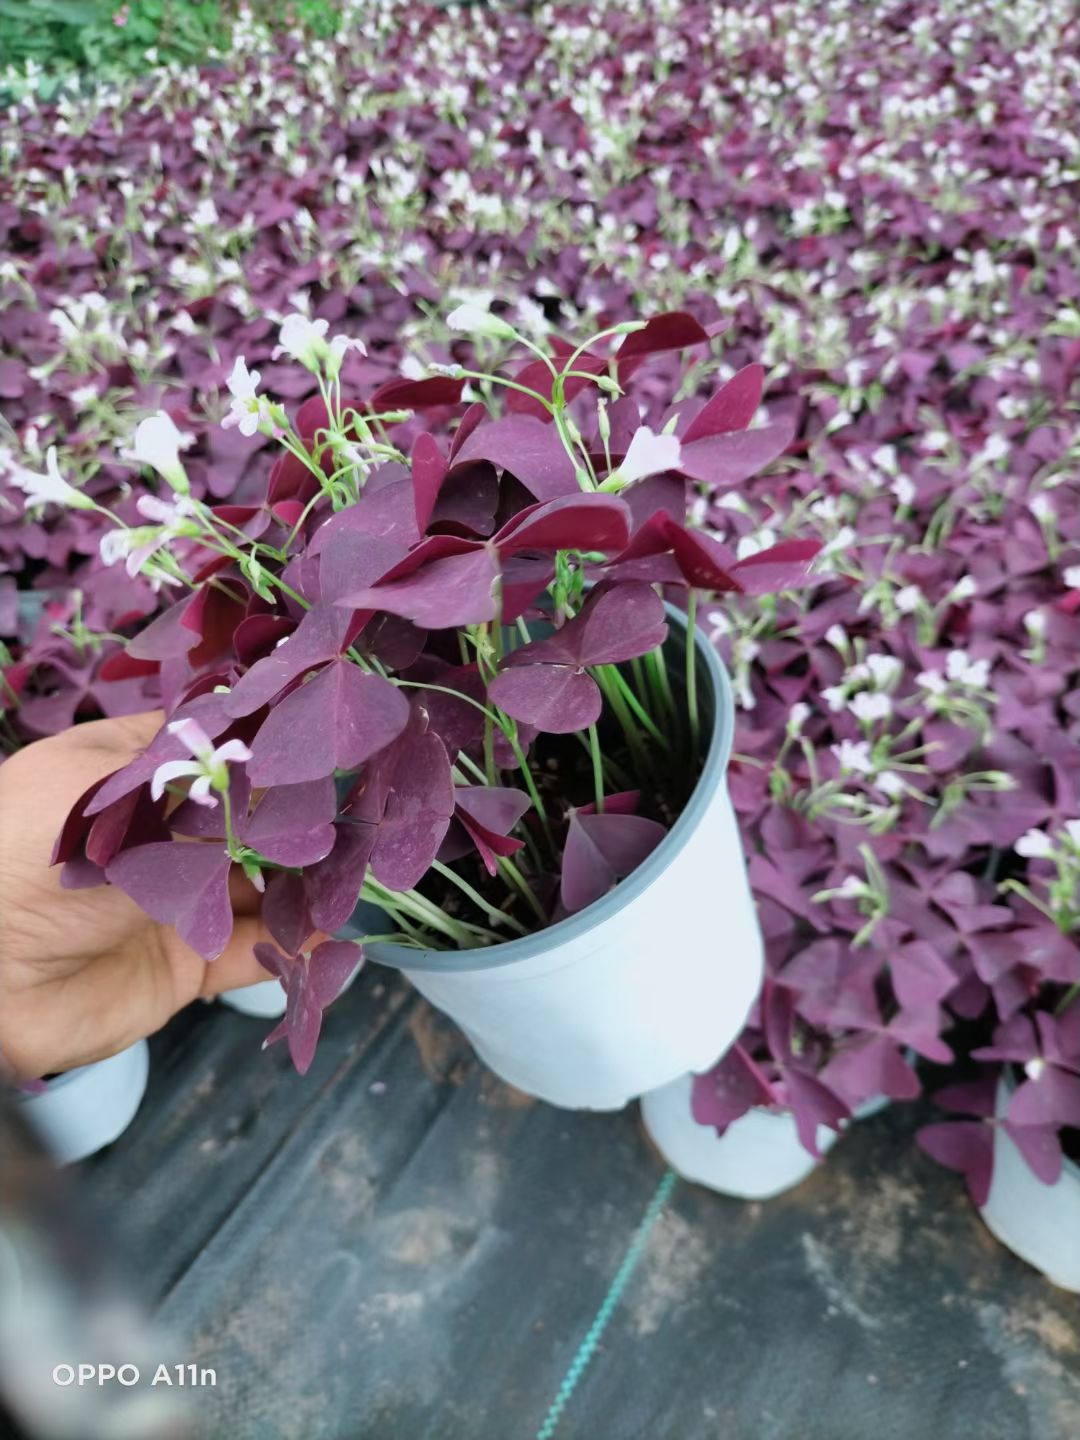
(2, 0, 1080, 1195)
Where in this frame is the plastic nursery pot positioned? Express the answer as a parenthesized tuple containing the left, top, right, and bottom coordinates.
(640, 1072, 889, 1201)
(979, 1075, 1080, 1292)
(220, 954, 365, 1019)
(15, 1041, 149, 1166)
(220, 980, 289, 1018)
(359, 609, 765, 1111)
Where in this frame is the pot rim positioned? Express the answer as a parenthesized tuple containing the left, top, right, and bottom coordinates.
(361, 606, 734, 974)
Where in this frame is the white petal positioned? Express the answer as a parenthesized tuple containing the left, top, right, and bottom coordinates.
(150, 759, 201, 800)
(166, 717, 214, 759)
(213, 739, 254, 766)
(187, 774, 219, 808)
(619, 426, 683, 483)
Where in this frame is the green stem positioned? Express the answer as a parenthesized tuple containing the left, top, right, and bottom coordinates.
(497, 855, 548, 925)
(431, 860, 529, 936)
(686, 591, 700, 759)
(593, 667, 651, 776)
(594, 664, 670, 748)
(647, 646, 678, 728)
(588, 724, 605, 812)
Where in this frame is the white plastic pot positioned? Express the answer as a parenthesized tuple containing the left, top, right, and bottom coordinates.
(219, 980, 288, 1018)
(219, 953, 365, 1018)
(15, 1041, 149, 1165)
(362, 613, 764, 1111)
(641, 1071, 889, 1200)
(979, 1076, 1080, 1291)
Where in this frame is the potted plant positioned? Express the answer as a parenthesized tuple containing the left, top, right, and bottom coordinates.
(19, 307, 820, 1109)
(10, 1041, 150, 1166)
(642, 925, 953, 1198)
(918, 823, 1080, 1290)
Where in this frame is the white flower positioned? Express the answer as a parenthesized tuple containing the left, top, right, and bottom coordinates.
(137, 493, 194, 526)
(946, 649, 990, 688)
(1064, 820, 1080, 848)
(327, 333, 366, 369)
(222, 356, 271, 437)
(1023, 1057, 1047, 1082)
(705, 607, 730, 641)
(1024, 610, 1047, 637)
(128, 411, 189, 492)
(617, 426, 683, 484)
(981, 433, 1009, 463)
(849, 691, 892, 724)
(787, 702, 811, 736)
(6, 447, 93, 510)
(947, 575, 977, 602)
(273, 314, 366, 375)
(99, 529, 136, 567)
(736, 526, 778, 560)
(192, 198, 219, 228)
(446, 303, 517, 340)
(821, 685, 848, 712)
(916, 669, 947, 695)
(151, 718, 253, 809)
(824, 624, 849, 651)
(1029, 493, 1054, 523)
(835, 875, 865, 899)
(895, 584, 922, 614)
(1015, 828, 1054, 859)
(832, 738, 874, 774)
(891, 475, 916, 506)
(821, 524, 856, 557)
(1064, 566, 1080, 590)
(866, 654, 903, 689)
(70, 383, 99, 410)
(874, 771, 905, 797)
(274, 313, 329, 368)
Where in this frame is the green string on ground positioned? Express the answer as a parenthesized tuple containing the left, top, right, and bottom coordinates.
(535, 1168, 679, 1440)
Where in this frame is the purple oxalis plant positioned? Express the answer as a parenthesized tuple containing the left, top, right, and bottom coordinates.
(20, 308, 819, 1073)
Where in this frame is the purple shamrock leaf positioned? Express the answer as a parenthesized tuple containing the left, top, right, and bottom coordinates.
(411, 431, 448, 533)
(560, 803, 666, 913)
(336, 537, 501, 629)
(247, 660, 409, 786)
(450, 415, 578, 502)
(493, 493, 631, 556)
(106, 841, 233, 959)
(263, 871, 316, 956)
(242, 777, 337, 867)
(366, 719, 455, 892)
(490, 582, 667, 732)
(691, 1044, 777, 1133)
(682, 364, 765, 443)
(440, 785, 531, 875)
(488, 665, 602, 733)
(303, 821, 378, 933)
(917, 1122, 996, 1206)
(821, 1035, 921, 1109)
(257, 939, 362, 1075)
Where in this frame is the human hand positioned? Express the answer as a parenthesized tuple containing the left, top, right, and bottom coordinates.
(0, 711, 276, 1081)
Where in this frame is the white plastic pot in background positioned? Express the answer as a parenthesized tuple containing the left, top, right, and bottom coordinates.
(640, 1071, 889, 1200)
(979, 1076, 1080, 1292)
(361, 612, 765, 1111)
(15, 1041, 149, 1166)
(219, 952, 365, 1019)
(219, 980, 288, 1018)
